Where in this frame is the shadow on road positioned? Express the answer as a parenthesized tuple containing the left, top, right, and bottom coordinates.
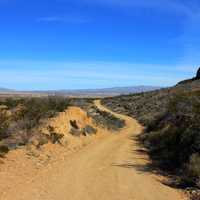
(112, 134, 184, 189)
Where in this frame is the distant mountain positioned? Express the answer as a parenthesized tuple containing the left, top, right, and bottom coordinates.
(0, 86, 161, 97)
(52, 86, 161, 96)
(0, 87, 14, 92)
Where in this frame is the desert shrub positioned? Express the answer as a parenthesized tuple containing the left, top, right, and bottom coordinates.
(102, 78, 200, 189)
(190, 192, 200, 200)
(141, 91, 200, 187)
(0, 98, 23, 109)
(87, 105, 125, 130)
(0, 110, 10, 140)
(0, 96, 69, 154)
(0, 145, 9, 157)
(102, 88, 169, 127)
(20, 97, 69, 128)
(28, 131, 49, 148)
(184, 154, 200, 187)
(47, 126, 64, 144)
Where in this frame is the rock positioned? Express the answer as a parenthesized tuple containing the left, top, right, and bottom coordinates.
(83, 125, 97, 135)
(69, 127, 84, 137)
(196, 67, 200, 79)
(70, 120, 79, 129)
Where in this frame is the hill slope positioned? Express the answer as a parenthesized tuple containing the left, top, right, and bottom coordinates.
(102, 71, 200, 190)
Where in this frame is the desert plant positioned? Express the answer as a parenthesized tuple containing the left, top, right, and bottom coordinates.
(184, 154, 200, 188)
(0, 145, 9, 157)
(87, 105, 125, 130)
(47, 126, 64, 144)
(0, 110, 10, 140)
(190, 192, 200, 200)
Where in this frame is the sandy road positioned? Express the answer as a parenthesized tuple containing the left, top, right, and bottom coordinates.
(0, 100, 185, 200)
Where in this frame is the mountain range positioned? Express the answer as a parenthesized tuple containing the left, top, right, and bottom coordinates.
(0, 86, 161, 97)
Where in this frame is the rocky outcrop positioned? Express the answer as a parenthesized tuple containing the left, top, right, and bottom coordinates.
(196, 67, 200, 79)
(177, 67, 200, 85)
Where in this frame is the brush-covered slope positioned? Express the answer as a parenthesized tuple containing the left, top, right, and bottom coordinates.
(102, 68, 200, 189)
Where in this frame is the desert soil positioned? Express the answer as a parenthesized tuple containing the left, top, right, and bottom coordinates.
(0, 100, 186, 200)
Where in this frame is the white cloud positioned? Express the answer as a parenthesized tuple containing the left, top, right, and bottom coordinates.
(0, 60, 196, 90)
(37, 16, 90, 23)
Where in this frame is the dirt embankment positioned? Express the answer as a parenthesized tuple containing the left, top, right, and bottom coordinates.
(38, 106, 97, 146)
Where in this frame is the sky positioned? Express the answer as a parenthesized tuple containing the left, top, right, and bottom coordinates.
(0, 0, 200, 90)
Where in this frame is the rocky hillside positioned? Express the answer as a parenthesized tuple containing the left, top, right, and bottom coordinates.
(102, 68, 200, 195)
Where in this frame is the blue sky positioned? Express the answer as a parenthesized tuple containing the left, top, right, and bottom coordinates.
(0, 0, 199, 90)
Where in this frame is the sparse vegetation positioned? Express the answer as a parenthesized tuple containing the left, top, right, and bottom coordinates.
(190, 192, 200, 200)
(87, 105, 125, 131)
(47, 126, 64, 144)
(0, 96, 70, 154)
(103, 78, 200, 191)
(140, 91, 200, 188)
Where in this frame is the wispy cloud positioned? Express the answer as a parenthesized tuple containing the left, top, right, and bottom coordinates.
(83, 0, 197, 17)
(0, 60, 197, 90)
(37, 15, 91, 23)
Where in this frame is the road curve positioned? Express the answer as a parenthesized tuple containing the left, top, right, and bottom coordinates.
(1, 100, 185, 200)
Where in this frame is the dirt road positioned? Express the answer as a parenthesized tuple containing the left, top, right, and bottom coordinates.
(0, 100, 185, 200)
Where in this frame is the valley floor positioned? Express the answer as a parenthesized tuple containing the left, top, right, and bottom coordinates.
(0, 100, 186, 200)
